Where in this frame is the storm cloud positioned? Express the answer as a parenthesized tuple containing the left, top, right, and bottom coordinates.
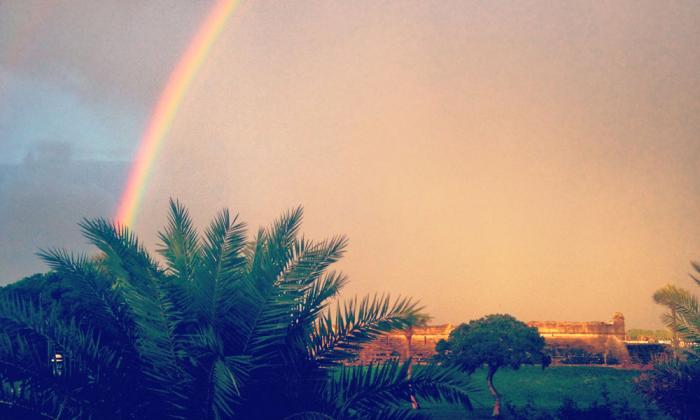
(0, 142, 128, 281)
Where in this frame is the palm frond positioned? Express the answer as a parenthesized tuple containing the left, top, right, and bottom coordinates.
(78, 218, 160, 291)
(285, 236, 348, 288)
(0, 296, 118, 380)
(106, 255, 189, 415)
(297, 271, 348, 329)
(36, 249, 132, 341)
(310, 295, 420, 365)
(690, 261, 700, 287)
(409, 364, 475, 410)
(0, 379, 67, 420)
(235, 208, 310, 357)
(655, 284, 700, 343)
(210, 359, 240, 419)
(325, 362, 472, 418)
(157, 198, 201, 282)
(186, 327, 251, 418)
(198, 208, 248, 327)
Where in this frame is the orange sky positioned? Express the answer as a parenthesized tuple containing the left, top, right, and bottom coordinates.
(126, 1, 700, 328)
(3, 1, 699, 329)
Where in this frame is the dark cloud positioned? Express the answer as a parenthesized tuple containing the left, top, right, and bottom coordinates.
(0, 1, 211, 282)
(0, 142, 128, 284)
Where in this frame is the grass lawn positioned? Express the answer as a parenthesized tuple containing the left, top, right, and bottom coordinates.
(421, 365, 664, 419)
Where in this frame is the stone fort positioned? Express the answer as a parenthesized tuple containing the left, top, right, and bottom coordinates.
(352, 313, 629, 365)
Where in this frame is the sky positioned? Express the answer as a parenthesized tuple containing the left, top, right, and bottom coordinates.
(1, 1, 699, 328)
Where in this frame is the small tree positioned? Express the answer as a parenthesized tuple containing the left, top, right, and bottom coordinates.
(435, 314, 549, 417)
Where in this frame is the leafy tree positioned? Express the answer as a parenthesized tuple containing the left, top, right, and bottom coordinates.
(0, 200, 473, 419)
(435, 314, 549, 417)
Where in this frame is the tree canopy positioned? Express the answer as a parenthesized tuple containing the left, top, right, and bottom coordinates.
(435, 314, 548, 417)
(436, 314, 548, 373)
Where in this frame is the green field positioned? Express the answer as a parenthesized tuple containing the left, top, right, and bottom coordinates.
(422, 365, 666, 419)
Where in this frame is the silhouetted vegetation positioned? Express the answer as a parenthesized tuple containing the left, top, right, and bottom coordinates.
(635, 263, 700, 420)
(636, 355, 700, 420)
(0, 200, 473, 419)
(506, 392, 648, 420)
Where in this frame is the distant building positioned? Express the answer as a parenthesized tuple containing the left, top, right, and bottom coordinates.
(528, 312, 626, 341)
(350, 313, 648, 366)
(351, 324, 453, 365)
(528, 313, 630, 365)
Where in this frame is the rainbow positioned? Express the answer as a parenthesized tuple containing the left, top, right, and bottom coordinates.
(115, 0, 240, 226)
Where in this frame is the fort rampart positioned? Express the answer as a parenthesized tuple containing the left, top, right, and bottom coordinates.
(352, 313, 632, 365)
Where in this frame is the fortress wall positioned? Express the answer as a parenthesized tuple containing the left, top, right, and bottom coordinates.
(527, 313, 625, 341)
(352, 324, 452, 364)
(350, 314, 627, 365)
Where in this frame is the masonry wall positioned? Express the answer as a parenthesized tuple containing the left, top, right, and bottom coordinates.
(352, 324, 453, 365)
(527, 312, 625, 341)
(350, 314, 627, 365)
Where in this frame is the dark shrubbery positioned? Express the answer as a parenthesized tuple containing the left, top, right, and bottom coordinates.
(505, 389, 656, 420)
(635, 355, 700, 420)
(0, 201, 474, 419)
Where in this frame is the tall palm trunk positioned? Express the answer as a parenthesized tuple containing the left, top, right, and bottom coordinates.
(671, 308, 680, 359)
(486, 365, 500, 417)
(406, 331, 420, 409)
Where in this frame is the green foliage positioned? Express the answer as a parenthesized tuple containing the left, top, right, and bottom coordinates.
(325, 362, 473, 419)
(0, 200, 473, 419)
(435, 314, 549, 373)
(654, 283, 700, 345)
(435, 314, 548, 417)
(638, 261, 700, 419)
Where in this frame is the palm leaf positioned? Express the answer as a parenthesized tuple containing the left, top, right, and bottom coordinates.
(310, 295, 420, 365)
(325, 361, 472, 418)
(36, 249, 133, 342)
(157, 198, 202, 283)
(78, 218, 160, 292)
(656, 284, 700, 343)
(690, 261, 700, 287)
(236, 208, 308, 357)
(0, 379, 68, 420)
(197, 208, 248, 328)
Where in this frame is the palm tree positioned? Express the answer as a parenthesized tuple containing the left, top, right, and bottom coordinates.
(402, 313, 432, 409)
(653, 275, 700, 353)
(653, 285, 682, 358)
(638, 263, 700, 419)
(0, 200, 472, 419)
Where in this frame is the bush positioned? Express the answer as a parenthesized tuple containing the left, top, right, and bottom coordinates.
(635, 355, 700, 420)
(505, 387, 651, 420)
